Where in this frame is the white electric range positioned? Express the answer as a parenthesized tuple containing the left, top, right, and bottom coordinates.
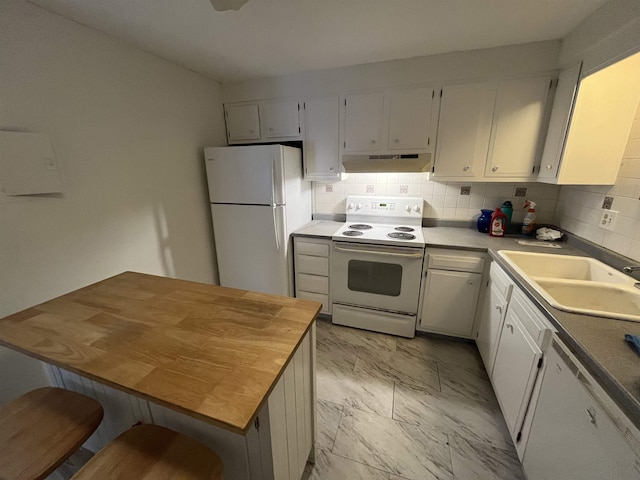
(330, 196, 426, 338)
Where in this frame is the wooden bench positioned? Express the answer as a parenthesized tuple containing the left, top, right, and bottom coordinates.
(0, 387, 103, 480)
(71, 424, 223, 479)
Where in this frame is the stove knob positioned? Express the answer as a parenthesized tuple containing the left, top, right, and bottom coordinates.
(413, 205, 421, 213)
(347, 202, 355, 211)
(405, 204, 411, 212)
(356, 203, 363, 210)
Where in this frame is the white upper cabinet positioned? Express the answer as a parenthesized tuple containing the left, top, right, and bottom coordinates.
(537, 63, 582, 183)
(433, 76, 552, 182)
(387, 87, 434, 150)
(538, 53, 640, 185)
(225, 103, 261, 142)
(224, 99, 302, 144)
(303, 97, 342, 181)
(485, 76, 552, 179)
(432, 82, 496, 178)
(262, 99, 301, 138)
(342, 87, 435, 154)
(343, 92, 385, 152)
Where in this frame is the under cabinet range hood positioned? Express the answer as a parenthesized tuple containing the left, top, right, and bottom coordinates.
(341, 153, 431, 173)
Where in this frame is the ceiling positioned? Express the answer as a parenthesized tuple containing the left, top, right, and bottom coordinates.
(30, 0, 608, 84)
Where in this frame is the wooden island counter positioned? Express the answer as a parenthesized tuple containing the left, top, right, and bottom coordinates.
(0, 272, 321, 480)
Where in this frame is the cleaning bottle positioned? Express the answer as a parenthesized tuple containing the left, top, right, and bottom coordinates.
(500, 201, 513, 230)
(522, 200, 537, 236)
(489, 208, 507, 237)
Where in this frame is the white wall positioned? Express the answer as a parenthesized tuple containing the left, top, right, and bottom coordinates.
(0, 0, 225, 403)
(555, 102, 640, 261)
(222, 41, 560, 102)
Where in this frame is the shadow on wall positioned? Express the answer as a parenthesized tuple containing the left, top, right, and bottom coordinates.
(0, 348, 52, 406)
(152, 197, 219, 285)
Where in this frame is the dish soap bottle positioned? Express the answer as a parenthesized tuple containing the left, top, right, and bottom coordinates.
(490, 208, 507, 237)
(522, 201, 537, 236)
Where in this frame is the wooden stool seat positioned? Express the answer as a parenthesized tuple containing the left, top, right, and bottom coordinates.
(0, 386, 103, 480)
(71, 424, 223, 479)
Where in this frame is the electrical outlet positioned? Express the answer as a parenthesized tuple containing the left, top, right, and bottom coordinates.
(599, 210, 619, 231)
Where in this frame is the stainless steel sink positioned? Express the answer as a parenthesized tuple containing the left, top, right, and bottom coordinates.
(498, 251, 640, 322)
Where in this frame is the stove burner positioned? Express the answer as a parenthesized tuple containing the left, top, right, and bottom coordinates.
(348, 224, 372, 230)
(342, 230, 364, 237)
(394, 226, 415, 232)
(387, 232, 416, 240)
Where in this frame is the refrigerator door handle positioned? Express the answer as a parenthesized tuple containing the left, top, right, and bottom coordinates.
(272, 205, 280, 252)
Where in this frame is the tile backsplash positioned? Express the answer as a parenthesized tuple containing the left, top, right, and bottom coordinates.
(554, 103, 640, 262)
(314, 174, 560, 225)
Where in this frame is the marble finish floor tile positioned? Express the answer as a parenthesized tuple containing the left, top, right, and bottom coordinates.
(449, 433, 526, 480)
(317, 318, 397, 355)
(393, 382, 512, 450)
(438, 362, 498, 405)
(354, 346, 440, 391)
(316, 399, 344, 451)
(303, 448, 391, 480)
(396, 334, 484, 373)
(333, 407, 453, 480)
(317, 349, 394, 418)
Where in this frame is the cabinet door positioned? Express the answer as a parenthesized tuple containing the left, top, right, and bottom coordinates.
(303, 97, 341, 181)
(432, 82, 496, 178)
(388, 87, 434, 150)
(225, 103, 261, 142)
(485, 76, 551, 178)
(491, 305, 542, 437)
(537, 63, 582, 182)
(263, 99, 301, 138)
(476, 285, 509, 377)
(419, 269, 482, 337)
(523, 345, 640, 480)
(343, 92, 384, 152)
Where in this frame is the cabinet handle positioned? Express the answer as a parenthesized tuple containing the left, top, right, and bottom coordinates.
(393, 139, 399, 143)
(463, 166, 470, 172)
(586, 407, 597, 425)
(545, 164, 553, 170)
(491, 166, 499, 172)
(329, 167, 334, 171)
(495, 304, 503, 313)
(505, 322, 514, 331)
(269, 127, 273, 132)
(370, 140, 376, 144)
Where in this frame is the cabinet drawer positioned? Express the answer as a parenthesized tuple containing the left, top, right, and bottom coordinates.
(296, 291, 329, 314)
(296, 241, 329, 257)
(490, 262, 514, 300)
(297, 273, 329, 294)
(508, 288, 553, 345)
(295, 255, 329, 276)
(428, 254, 485, 273)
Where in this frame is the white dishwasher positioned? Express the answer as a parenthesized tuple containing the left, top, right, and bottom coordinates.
(523, 338, 640, 479)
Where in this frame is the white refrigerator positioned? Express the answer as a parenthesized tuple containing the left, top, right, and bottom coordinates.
(204, 145, 311, 296)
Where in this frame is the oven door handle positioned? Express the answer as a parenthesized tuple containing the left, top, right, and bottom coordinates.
(333, 244, 424, 258)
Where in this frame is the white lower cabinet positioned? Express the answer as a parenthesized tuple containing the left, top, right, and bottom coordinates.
(476, 262, 513, 376)
(523, 338, 640, 480)
(294, 237, 331, 315)
(417, 249, 487, 338)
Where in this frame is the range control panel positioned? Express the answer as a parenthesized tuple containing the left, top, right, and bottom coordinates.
(345, 196, 423, 220)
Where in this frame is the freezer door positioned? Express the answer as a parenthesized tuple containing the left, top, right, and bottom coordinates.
(211, 204, 289, 296)
(204, 145, 284, 205)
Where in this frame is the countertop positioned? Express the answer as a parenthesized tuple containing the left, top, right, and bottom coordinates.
(293, 221, 640, 429)
(0, 272, 321, 434)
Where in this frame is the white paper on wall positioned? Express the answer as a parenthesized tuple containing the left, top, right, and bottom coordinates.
(0, 131, 64, 195)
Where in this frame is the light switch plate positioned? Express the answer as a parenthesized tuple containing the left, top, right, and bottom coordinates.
(599, 210, 619, 231)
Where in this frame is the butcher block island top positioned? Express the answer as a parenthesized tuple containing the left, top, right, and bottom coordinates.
(0, 272, 321, 435)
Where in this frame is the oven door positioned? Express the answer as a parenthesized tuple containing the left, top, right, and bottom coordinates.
(331, 241, 424, 314)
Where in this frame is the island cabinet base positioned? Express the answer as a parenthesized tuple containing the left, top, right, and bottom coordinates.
(47, 325, 316, 480)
